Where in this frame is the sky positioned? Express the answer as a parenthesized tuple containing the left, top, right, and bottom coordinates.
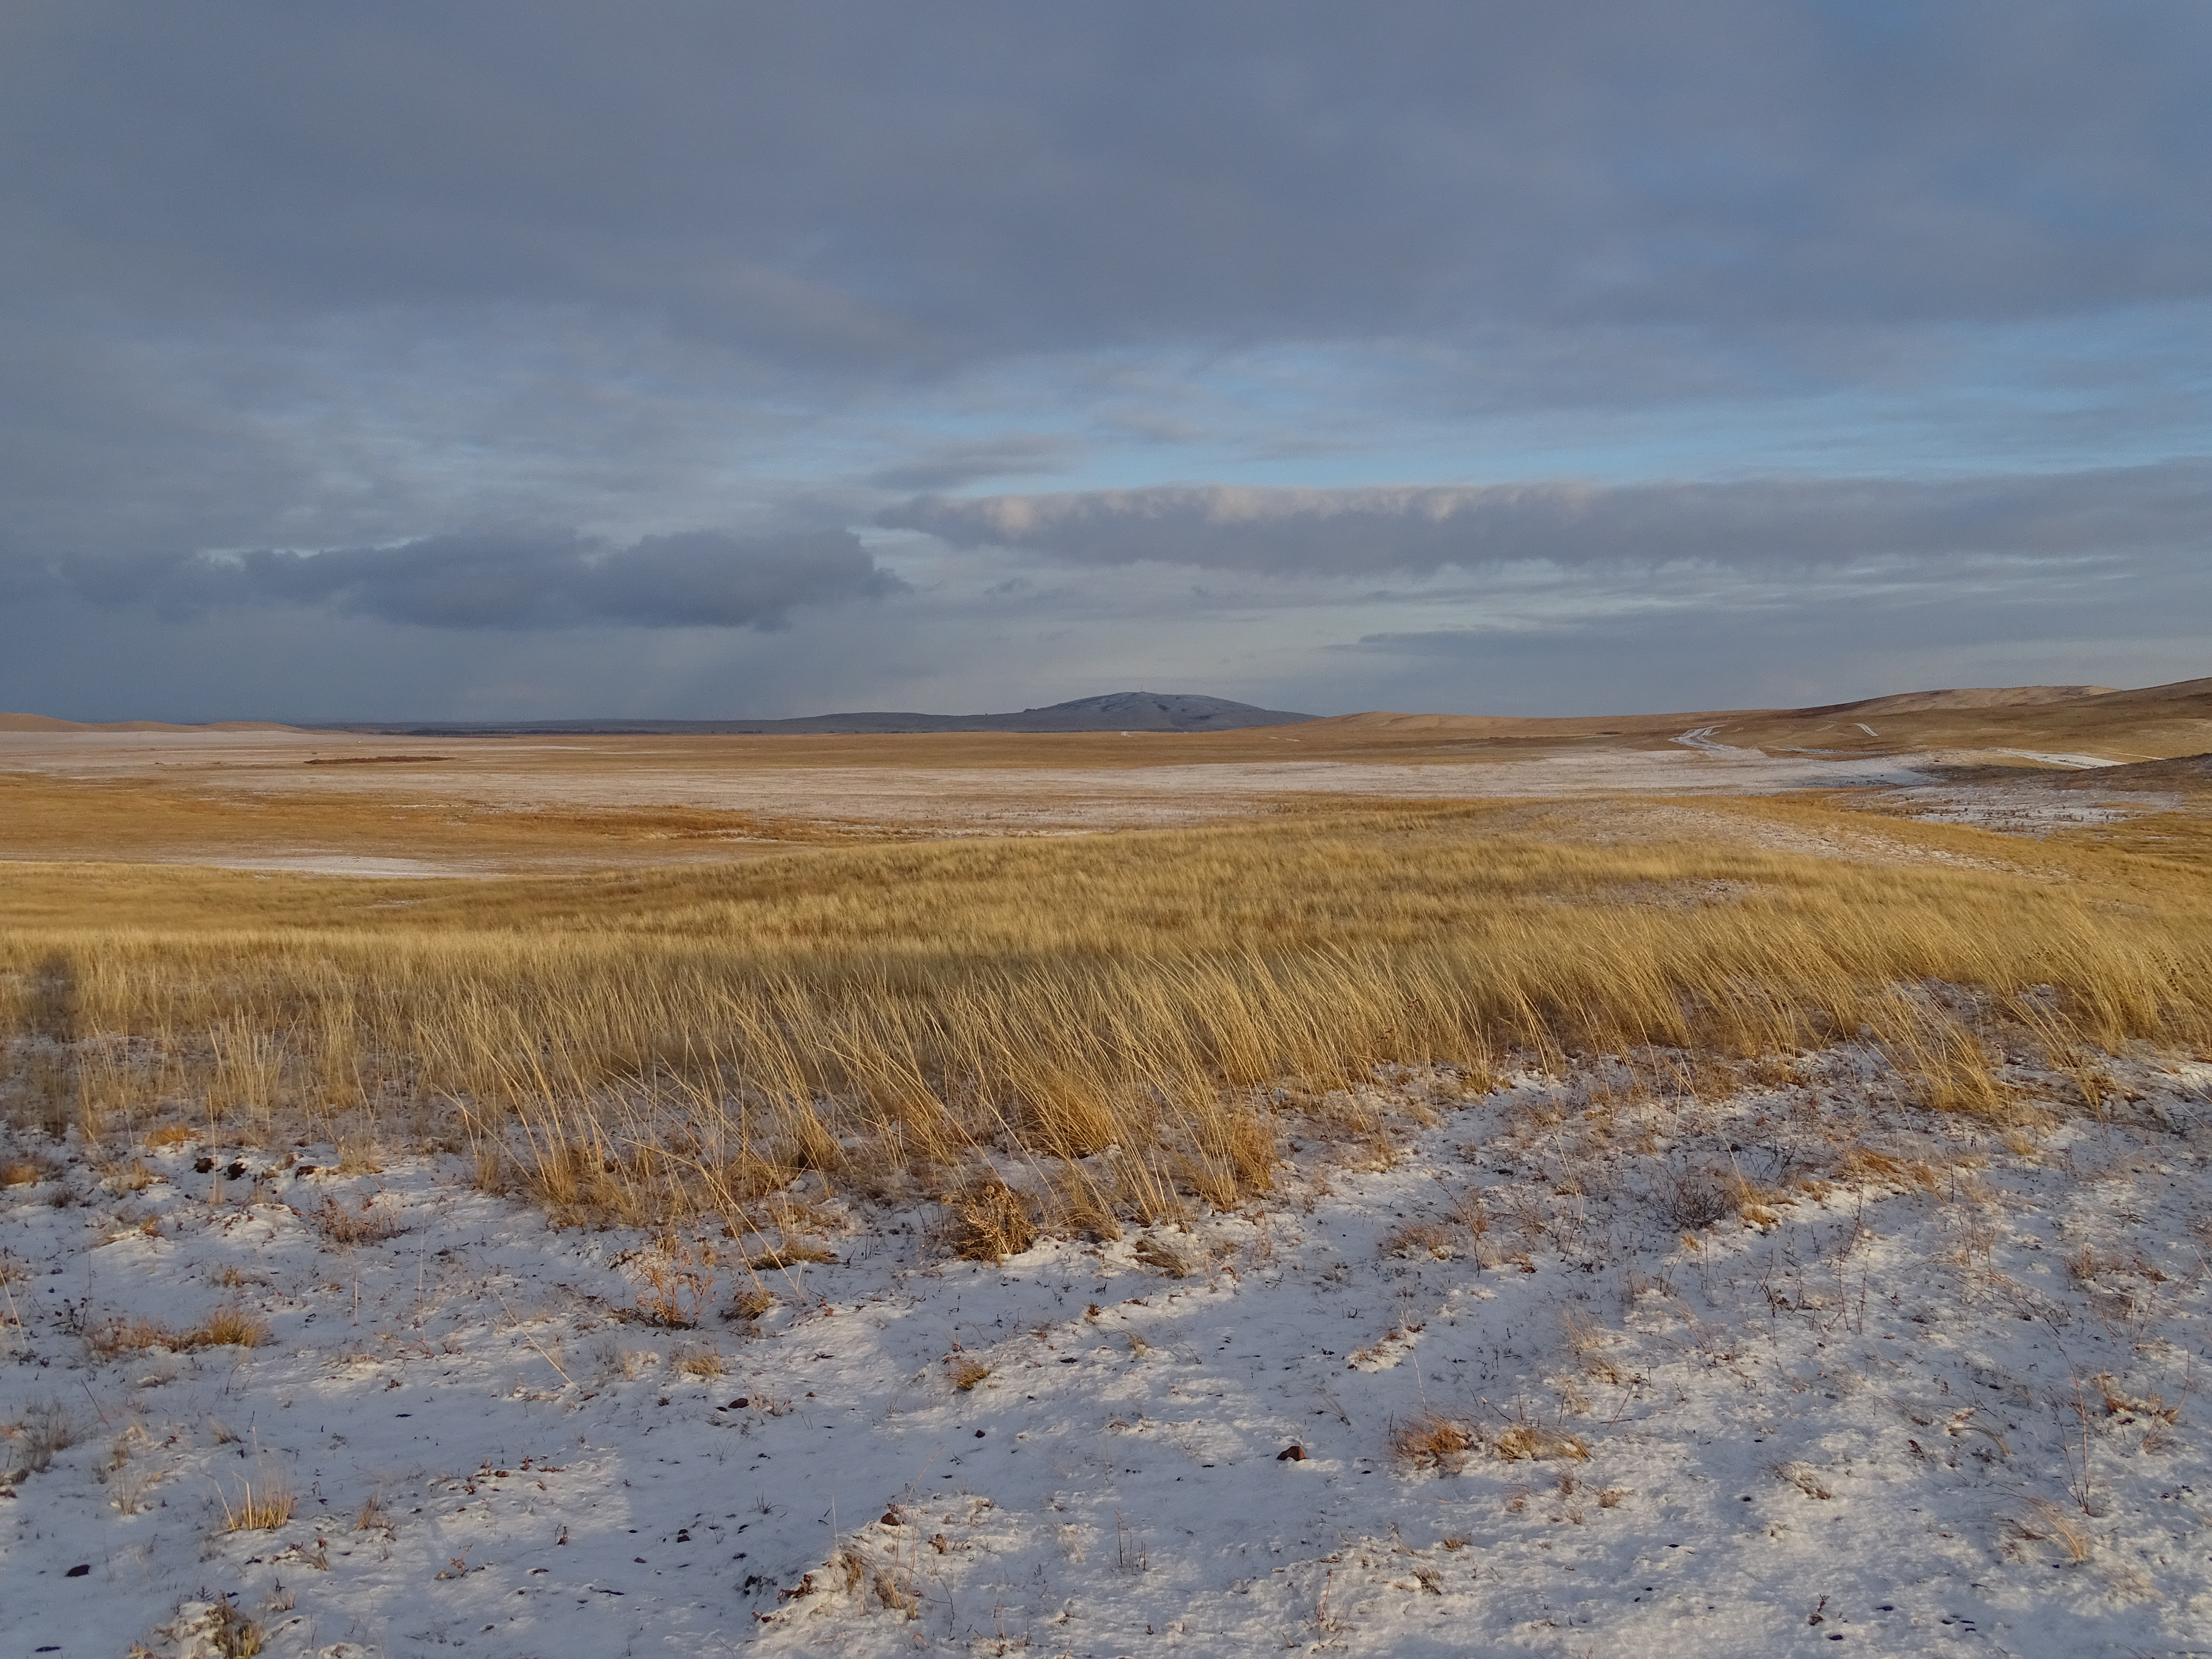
(3, 1, 2209, 722)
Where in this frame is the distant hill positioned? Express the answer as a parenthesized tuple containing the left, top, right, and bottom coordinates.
(306, 692, 1317, 737)
(0, 713, 297, 733)
(1801, 684, 2119, 717)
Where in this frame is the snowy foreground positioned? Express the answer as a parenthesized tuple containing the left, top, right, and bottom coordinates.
(6, 1054, 2212, 1658)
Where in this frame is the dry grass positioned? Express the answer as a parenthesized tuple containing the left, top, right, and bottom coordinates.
(2003, 1495, 2096, 1562)
(217, 1470, 296, 1532)
(5, 799, 2209, 1235)
(946, 1355, 992, 1392)
(1773, 1461, 1835, 1500)
(83, 1309, 269, 1357)
(946, 1178, 1037, 1263)
(724, 1286, 775, 1324)
(741, 1241, 838, 1270)
(6, 1398, 80, 1476)
(193, 1308, 271, 1348)
(1490, 1423, 1591, 1463)
(1390, 1412, 1479, 1472)
(87, 1317, 180, 1359)
(304, 1193, 408, 1245)
(672, 1344, 725, 1377)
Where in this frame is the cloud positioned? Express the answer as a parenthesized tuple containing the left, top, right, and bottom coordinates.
(8, 4, 2209, 367)
(0, 6, 2205, 721)
(9, 528, 899, 631)
(864, 435, 1079, 492)
(881, 460, 2212, 575)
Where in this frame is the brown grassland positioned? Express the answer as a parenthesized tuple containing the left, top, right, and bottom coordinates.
(6, 777, 2211, 1247)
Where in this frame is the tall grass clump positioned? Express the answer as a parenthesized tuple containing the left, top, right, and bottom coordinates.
(3, 802, 2208, 1230)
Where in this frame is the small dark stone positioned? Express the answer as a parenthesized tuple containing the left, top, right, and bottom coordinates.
(295, 1165, 317, 1178)
(193, 1157, 215, 1173)
(729, 1397, 749, 1409)
(1277, 1445, 1306, 1461)
(975, 1429, 986, 1438)
(881, 1511, 900, 1526)
(66, 1563, 90, 1576)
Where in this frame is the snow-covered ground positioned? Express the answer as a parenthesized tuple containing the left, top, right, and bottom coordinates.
(6, 1050, 2212, 1657)
(1868, 786, 2180, 837)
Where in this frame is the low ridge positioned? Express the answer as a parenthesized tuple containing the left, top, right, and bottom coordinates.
(308, 691, 1316, 737)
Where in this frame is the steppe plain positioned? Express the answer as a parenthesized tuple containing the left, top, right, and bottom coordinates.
(4, 678, 2212, 1658)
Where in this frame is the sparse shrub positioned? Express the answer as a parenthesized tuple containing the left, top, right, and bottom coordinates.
(947, 1177, 1035, 1263)
(9, 1398, 80, 1474)
(1660, 1169, 1731, 1232)
(624, 1234, 717, 1328)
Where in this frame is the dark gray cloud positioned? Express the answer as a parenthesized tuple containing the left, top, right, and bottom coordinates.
(7, 3, 2209, 363)
(882, 460, 2212, 574)
(4, 529, 896, 631)
(864, 436, 1079, 493)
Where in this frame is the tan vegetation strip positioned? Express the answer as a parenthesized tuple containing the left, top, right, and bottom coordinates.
(5, 799, 2208, 1234)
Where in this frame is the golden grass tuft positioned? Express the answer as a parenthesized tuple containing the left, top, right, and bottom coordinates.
(217, 1470, 295, 1532)
(946, 1355, 992, 1392)
(1390, 1412, 1479, 1472)
(192, 1308, 271, 1349)
(672, 1344, 725, 1377)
